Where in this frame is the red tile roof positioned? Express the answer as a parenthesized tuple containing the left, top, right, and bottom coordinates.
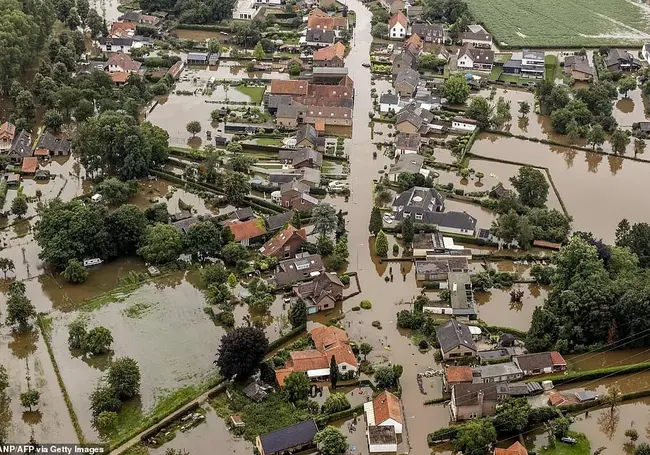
(495, 441, 528, 455)
(310, 325, 357, 367)
(373, 391, 403, 424)
(21, 157, 38, 174)
(389, 11, 408, 29)
(533, 240, 562, 250)
(0, 121, 16, 141)
(270, 80, 309, 95)
(313, 42, 345, 62)
(105, 52, 141, 72)
(315, 122, 325, 132)
(110, 72, 131, 83)
(289, 350, 330, 371)
(260, 225, 306, 257)
(227, 218, 267, 241)
(109, 21, 136, 37)
(275, 368, 294, 386)
(309, 8, 329, 17)
(445, 366, 474, 383)
(307, 15, 348, 30)
(550, 351, 566, 366)
(34, 148, 50, 157)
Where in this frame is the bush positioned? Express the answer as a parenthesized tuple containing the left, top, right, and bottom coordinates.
(340, 275, 350, 285)
(418, 339, 429, 350)
(393, 244, 399, 254)
(372, 320, 382, 329)
(427, 426, 458, 444)
(360, 300, 372, 310)
(351, 306, 361, 311)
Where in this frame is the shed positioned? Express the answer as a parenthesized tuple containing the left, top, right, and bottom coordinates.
(367, 425, 397, 453)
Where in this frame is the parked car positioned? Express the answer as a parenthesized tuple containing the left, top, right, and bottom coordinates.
(560, 437, 576, 445)
(362, 62, 371, 68)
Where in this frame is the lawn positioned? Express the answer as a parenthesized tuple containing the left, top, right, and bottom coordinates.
(235, 85, 266, 103)
(540, 432, 591, 455)
(466, 0, 650, 48)
(545, 55, 559, 82)
(255, 137, 284, 146)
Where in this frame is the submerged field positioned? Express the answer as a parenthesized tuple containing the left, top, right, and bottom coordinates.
(467, 0, 650, 48)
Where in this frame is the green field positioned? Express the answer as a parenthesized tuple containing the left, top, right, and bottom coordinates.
(539, 433, 590, 455)
(467, 0, 650, 48)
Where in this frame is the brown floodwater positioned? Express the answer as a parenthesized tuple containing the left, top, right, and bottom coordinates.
(475, 284, 546, 331)
(128, 179, 219, 216)
(471, 134, 650, 241)
(171, 29, 224, 42)
(565, 348, 650, 372)
(90, 0, 121, 22)
(613, 89, 650, 127)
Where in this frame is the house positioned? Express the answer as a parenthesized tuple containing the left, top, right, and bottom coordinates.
(21, 157, 38, 174)
(279, 148, 323, 169)
(311, 66, 350, 84)
(293, 272, 344, 313)
(367, 426, 397, 453)
(380, 93, 400, 113)
(274, 325, 357, 384)
(303, 106, 352, 127)
(413, 91, 443, 111)
(447, 271, 475, 314)
(363, 391, 403, 434)
(272, 253, 324, 287)
(265, 211, 294, 231)
(228, 207, 256, 222)
(259, 225, 307, 259)
(604, 48, 643, 72)
(395, 68, 420, 97)
(477, 348, 515, 364)
(451, 116, 478, 132)
(457, 43, 494, 71)
(167, 60, 185, 80)
(104, 52, 142, 73)
(490, 182, 511, 199)
(313, 42, 346, 67)
(415, 257, 469, 281)
(4, 173, 20, 187)
(186, 52, 210, 65)
(411, 232, 446, 258)
(232, 0, 260, 20)
(256, 419, 318, 455)
(270, 79, 310, 97)
(450, 383, 498, 421)
(444, 366, 474, 392)
(280, 180, 317, 211)
(395, 111, 424, 133)
(266, 94, 294, 115)
(395, 132, 421, 154)
(389, 11, 408, 39)
(171, 216, 201, 234)
(307, 10, 348, 30)
(109, 21, 136, 38)
(473, 362, 524, 384)
(7, 130, 32, 164)
(98, 36, 153, 53)
(410, 23, 445, 44)
(406, 4, 423, 21)
(226, 218, 267, 246)
(502, 58, 522, 76)
(120, 10, 143, 22)
(461, 25, 492, 48)
(403, 33, 423, 56)
(564, 55, 594, 81)
(435, 319, 477, 360)
(35, 132, 71, 156)
(0, 122, 16, 151)
(495, 442, 528, 455)
(387, 153, 424, 182)
(380, 0, 405, 14)
(304, 29, 336, 48)
(392, 50, 417, 75)
(276, 102, 306, 128)
(514, 352, 567, 376)
(521, 49, 545, 78)
(296, 124, 326, 151)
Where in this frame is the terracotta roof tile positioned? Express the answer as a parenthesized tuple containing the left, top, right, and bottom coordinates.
(21, 157, 38, 174)
(105, 52, 141, 72)
(275, 368, 294, 386)
(0, 121, 16, 140)
(227, 218, 267, 241)
(445, 366, 474, 383)
(260, 225, 306, 257)
(289, 350, 329, 371)
(34, 148, 50, 157)
(550, 351, 566, 366)
(389, 11, 408, 29)
(495, 441, 528, 455)
(313, 42, 345, 61)
(270, 80, 309, 95)
(110, 72, 131, 83)
(373, 391, 403, 424)
(309, 8, 329, 17)
(307, 15, 348, 29)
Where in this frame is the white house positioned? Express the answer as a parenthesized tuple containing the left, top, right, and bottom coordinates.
(232, 0, 260, 19)
(451, 116, 477, 132)
(643, 43, 650, 64)
(521, 49, 545, 78)
(461, 24, 492, 48)
(389, 11, 408, 39)
(363, 391, 404, 434)
(457, 43, 494, 71)
(380, 93, 400, 113)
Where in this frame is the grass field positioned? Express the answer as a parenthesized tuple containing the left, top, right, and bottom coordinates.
(467, 0, 650, 48)
(539, 432, 590, 455)
(235, 85, 266, 103)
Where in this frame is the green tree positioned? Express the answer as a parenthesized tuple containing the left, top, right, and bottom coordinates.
(314, 426, 348, 455)
(223, 171, 250, 205)
(635, 443, 650, 455)
(359, 342, 372, 360)
(371, 23, 389, 38)
(208, 38, 221, 54)
(94, 410, 118, 434)
(186, 121, 201, 137)
(329, 355, 339, 389)
(282, 371, 311, 402)
(220, 242, 248, 265)
(373, 365, 397, 389)
(183, 221, 225, 260)
(144, 202, 170, 225)
(226, 141, 243, 153)
(475, 172, 484, 183)
(369, 206, 382, 235)
(618, 76, 637, 97)
(491, 210, 520, 244)
(610, 128, 630, 155)
(551, 417, 570, 438)
(107, 357, 140, 400)
(494, 397, 531, 433)
(97, 178, 137, 205)
(90, 385, 121, 417)
(401, 215, 414, 246)
(68, 320, 87, 350)
(291, 210, 302, 229)
(288, 61, 302, 76)
(333, 235, 349, 260)
(6, 282, 36, 331)
(216, 326, 268, 379)
(106, 204, 148, 256)
(229, 153, 256, 173)
(312, 203, 338, 239)
(466, 96, 492, 129)
(322, 392, 350, 414)
(587, 124, 606, 149)
(0, 365, 8, 392)
(375, 230, 388, 257)
(634, 138, 646, 158)
(510, 166, 549, 208)
(84, 327, 113, 355)
(227, 273, 238, 289)
(43, 109, 64, 132)
(138, 224, 183, 264)
(11, 194, 28, 218)
(440, 74, 470, 104)
(289, 298, 307, 328)
(518, 100, 530, 117)
(252, 41, 265, 59)
(20, 390, 40, 411)
(244, 278, 274, 311)
(62, 258, 88, 283)
(0, 258, 15, 279)
(453, 419, 497, 455)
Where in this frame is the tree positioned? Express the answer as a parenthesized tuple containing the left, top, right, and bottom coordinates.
(97, 178, 137, 205)
(510, 166, 549, 208)
(371, 23, 389, 38)
(138, 224, 183, 264)
(244, 278, 274, 311)
(215, 326, 268, 379)
(84, 327, 113, 355)
(0, 365, 8, 392)
(634, 138, 646, 158)
(186, 121, 202, 137)
(441, 74, 470, 104)
(494, 397, 531, 433)
(551, 417, 570, 438)
(333, 235, 349, 260)
(401, 216, 414, 246)
(282, 371, 310, 402)
(375, 230, 388, 257)
(518, 101, 530, 117)
(291, 210, 302, 229)
(227, 273, 238, 289)
(20, 390, 40, 411)
(90, 385, 121, 417)
(373, 365, 397, 389)
(62, 258, 88, 283)
(229, 154, 256, 173)
(221, 242, 248, 265)
(635, 443, 650, 455)
(44, 109, 64, 132)
(610, 128, 630, 155)
(587, 124, 606, 149)
(312, 203, 337, 239)
(454, 419, 497, 455)
(475, 172, 485, 183)
(618, 76, 637, 97)
(6, 282, 36, 331)
(226, 141, 243, 153)
(369, 206, 382, 235)
(144, 202, 170, 225)
(106, 205, 148, 257)
(288, 61, 302, 76)
(289, 298, 307, 328)
(95, 410, 118, 433)
(322, 393, 350, 414)
(252, 41, 265, 59)
(466, 96, 492, 129)
(223, 171, 250, 205)
(208, 38, 221, 54)
(68, 320, 87, 350)
(604, 384, 621, 414)
(359, 342, 372, 360)
(314, 426, 348, 455)
(329, 355, 339, 389)
(183, 221, 225, 260)
(0, 258, 15, 279)
(11, 194, 28, 218)
(107, 357, 140, 400)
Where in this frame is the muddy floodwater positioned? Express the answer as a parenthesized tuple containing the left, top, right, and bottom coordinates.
(566, 348, 650, 372)
(475, 284, 546, 331)
(471, 134, 650, 241)
(613, 89, 650, 127)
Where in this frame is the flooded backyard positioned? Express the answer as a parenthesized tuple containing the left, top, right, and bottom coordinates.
(475, 284, 546, 331)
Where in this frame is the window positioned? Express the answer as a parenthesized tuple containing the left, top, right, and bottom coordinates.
(415, 213, 423, 220)
(341, 365, 346, 371)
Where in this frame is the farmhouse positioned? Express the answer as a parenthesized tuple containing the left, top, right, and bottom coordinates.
(514, 352, 567, 376)
(604, 48, 643, 72)
(451, 116, 478, 132)
(435, 319, 477, 360)
(389, 11, 408, 39)
(303, 29, 336, 47)
(461, 24, 492, 48)
(457, 43, 494, 71)
(259, 225, 307, 259)
(443, 366, 474, 392)
(312, 42, 346, 67)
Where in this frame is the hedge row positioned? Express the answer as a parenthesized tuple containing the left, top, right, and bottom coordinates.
(423, 397, 447, 405)
(315, 404, 364, 426)
(427, 426, 458, 444)
(267, 324, 306, 352)
(536, 360, 650, 385)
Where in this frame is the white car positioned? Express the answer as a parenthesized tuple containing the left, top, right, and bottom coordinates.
(383, 215, 393, 224)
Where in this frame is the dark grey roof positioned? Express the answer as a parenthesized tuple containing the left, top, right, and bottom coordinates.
(393, 51, 415, 66)
(99, 37, 134, 46)
(411, 23, 444, 40)
(277, 102, 305, 119)
(514, 352, 554, 371)
(296, 124, 319, 144)
(406, 5, 423, 18)
(312, 66, 348, 76)
(388, 154, 424, 175)
(121, 10, 143, 21)
(477, 349, 510, 360)
(401, 101, 434, 122)
(461, 25, 491, 42)
(416, 257, 468, 274)
(171, 217, 201, 233)
(274, 253, 324, 287)
(306, 29, 335, 43)
(396, 68, 420, 89)
(460, 45, 495, 64)
(474, 362, 522, 380)
(280, 179, 310, 194)
(258, 419, 318, 454)
(575, 390, 598, 402)
(266, 211, 293, 231)
(10, 130, 32, 158)
(522, 49, 545, 61)
(380, 93, 399, 105)
(368, 425, 397, 445)
(412, 232, 445, 250)
(564, 55, 594, 75)
(453, 383, 498, 406)
(269, 173, 303, 185)
(429, 211, 477, 231)
(267, 94, 294, 109)
(396, 111, 423, 129)
(230, 207, 255, 221)
(36, 131, 71, 154)
(435, 319, 477, 353)
(393, 186, 444, 215)
(187, 52, 209, 61)
(503, 59, 522, 70)
(279, 148, 323, 168)
(395, 132, 421, 149)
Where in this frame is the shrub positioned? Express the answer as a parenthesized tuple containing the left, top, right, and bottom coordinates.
(351, 306, 361, 311)
(393, 244, 399, 254)
(418, 339, 429, 350)
(360, 300, 372, 310)
(372, 320, 382, 329)
(340, 275, 350, 285)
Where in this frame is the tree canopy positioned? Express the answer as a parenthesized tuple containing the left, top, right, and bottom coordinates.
(215, 326, 268, 379)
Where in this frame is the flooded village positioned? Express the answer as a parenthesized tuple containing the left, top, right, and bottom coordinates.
(3, 0, 650, 455)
